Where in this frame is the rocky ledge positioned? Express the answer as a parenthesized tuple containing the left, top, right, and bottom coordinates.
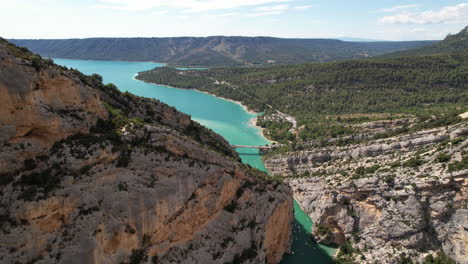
(265, 121, 467, 263)
(0, 39, 293, 264)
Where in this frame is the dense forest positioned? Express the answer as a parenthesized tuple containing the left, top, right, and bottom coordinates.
(10, 37, 435, 66)
(137, 53, 467, 116)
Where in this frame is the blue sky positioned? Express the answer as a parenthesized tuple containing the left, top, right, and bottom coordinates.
(1, 0, 467, 40)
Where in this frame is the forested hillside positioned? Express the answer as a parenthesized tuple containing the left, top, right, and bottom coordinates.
(137, 53, 467, 115)
(383, 26, 468, 57)
(10, 37, 435, 66)
(137, 52, 467, 142)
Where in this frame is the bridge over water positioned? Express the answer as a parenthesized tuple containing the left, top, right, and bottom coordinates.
(231, 145, 271, 149)
(231, 144, 283, 154)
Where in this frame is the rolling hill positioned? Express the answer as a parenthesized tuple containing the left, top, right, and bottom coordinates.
(9, 36, 435, 66)
(384, 26, 468, 57)
(136, 26, 468, 142)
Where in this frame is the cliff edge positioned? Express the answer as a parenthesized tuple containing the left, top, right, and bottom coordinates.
(0, 39, 293, 264)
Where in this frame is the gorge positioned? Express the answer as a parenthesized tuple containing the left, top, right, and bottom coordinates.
(51, 58, 337, 263)
(2, 25, 467, 264)
(0, 40, 295, 264)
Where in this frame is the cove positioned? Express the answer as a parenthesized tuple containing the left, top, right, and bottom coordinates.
(54, 58, 335, 263)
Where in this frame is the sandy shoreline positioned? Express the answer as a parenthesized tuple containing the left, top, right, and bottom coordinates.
(194, 90, 275, 144)
(193, 89, 257, 114)
(135, 77, 272, 143)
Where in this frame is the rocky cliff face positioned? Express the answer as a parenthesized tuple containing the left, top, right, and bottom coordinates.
(0, 44, 108, 178)
(0, 40, 293, 264)
(265, 122, 467, 263)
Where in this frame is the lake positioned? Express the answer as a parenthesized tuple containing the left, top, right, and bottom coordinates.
(54, 58, 336, 263)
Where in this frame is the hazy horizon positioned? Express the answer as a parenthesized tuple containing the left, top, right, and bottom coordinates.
(1, 0, 467, 41)
(6, 35, 442, 42)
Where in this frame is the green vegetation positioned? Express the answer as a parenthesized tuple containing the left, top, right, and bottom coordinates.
(138, 53, 467, 117)
(137, 51, 467, 143)
(423, 252, 456, 264)
(315, 224, 335, 241)
(333, 242, 457, 264)
(129, 249, 147, 264)
(384, 174, 396, 185)
(232, 243, 258, 264)
(299, 123, 356, 142)
(0, 37, 54, 70)
(353, 165, 380, 178)
(135, 26, 467, 145)
(257, 120, 295, 142)
(436, 153, 451, 163)
(16, 168, 60, 201)
(397, 254, 414, 264)
(10, 37, 434, 66)
(334, 240, 358, 264)
(447, 152, 468, 172)
(240, 163, 285, 184)
(384, 26, 468, 58)
(404, 156, 425, 168)
(0, 37, 35, 60)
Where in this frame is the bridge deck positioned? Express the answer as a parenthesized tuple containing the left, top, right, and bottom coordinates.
(232, 145, 271, 149)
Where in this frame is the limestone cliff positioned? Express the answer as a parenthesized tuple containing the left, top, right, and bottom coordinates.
(0, 39, 293, 264)
(0, 43, 108, 177)
(265, 121, 467, 263)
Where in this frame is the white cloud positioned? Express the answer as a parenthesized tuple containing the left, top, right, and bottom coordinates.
(96, 0, 294, 12)
(374, 4, 419, 13)
(208, 12, 240, 17)
(246, 11, 283, 17)
(175, 15, 189, 20)
(246, 3, 313, 17)
(379, 3, 468, 24)
(409, 27, 426, 33)
(255, 4, 289, 11)
(294, 5, 313, 10)
(151, 10, 167, 15)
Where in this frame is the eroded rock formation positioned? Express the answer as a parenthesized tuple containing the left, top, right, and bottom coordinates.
(0, 40, 293, 264)
(265, 122, 468, 263)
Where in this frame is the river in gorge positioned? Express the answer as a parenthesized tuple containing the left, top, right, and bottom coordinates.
(54, 58, 336, 263)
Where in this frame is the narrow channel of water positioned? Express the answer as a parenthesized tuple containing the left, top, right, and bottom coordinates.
(54, 58, 335, 263)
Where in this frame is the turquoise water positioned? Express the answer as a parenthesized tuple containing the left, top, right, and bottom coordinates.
(54, 58, 335, 263)
(283, 201, 337, 263)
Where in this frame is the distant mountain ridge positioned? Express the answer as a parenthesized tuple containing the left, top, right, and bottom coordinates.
(336, 37, 388, 42)
(383, 26, 468, 57)
(10, 36, 436, 66)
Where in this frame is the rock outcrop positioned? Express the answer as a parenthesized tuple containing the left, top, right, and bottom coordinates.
(265, 122, 468, 263)
(0, 44, 108, 177)
(0, 40, 293, 264)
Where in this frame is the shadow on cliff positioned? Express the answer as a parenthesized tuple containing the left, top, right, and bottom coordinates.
(281, 209, 336, 264)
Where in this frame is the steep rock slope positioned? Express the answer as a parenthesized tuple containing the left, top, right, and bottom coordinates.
(265, 121, 468, 263)
(0, 44, 108, 178)
(0, 40, 293, 264)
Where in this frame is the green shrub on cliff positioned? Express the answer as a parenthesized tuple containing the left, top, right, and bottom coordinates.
(447, 152, 468, 172)
(423, 252, 456, 264)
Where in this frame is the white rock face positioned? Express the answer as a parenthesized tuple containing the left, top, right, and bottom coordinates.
(265, 122, 468, 263)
